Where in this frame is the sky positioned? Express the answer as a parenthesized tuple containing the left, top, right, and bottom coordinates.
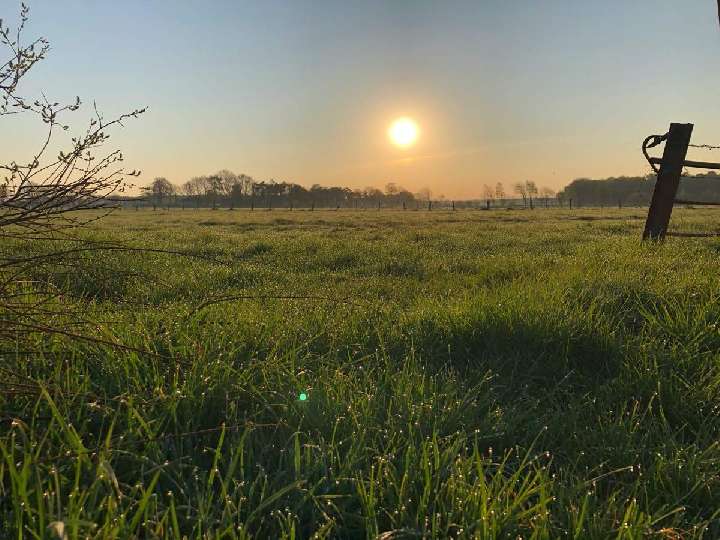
(3, 0, 720, 199)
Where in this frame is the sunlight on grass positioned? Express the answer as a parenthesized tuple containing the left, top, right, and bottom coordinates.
(2, 208, 720, 537)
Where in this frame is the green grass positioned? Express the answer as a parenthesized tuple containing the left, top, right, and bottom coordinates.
(3, 207, 720, 538)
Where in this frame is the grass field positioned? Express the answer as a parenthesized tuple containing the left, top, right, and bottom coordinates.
(3, 207, 720, 538)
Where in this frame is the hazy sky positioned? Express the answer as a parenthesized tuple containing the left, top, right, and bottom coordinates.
(3, 1, 720, 198)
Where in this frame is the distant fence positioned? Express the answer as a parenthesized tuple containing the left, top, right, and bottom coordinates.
(115, 197, 583, 212)
(642, 122, 720, 240)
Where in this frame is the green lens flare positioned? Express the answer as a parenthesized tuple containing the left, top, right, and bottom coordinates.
(299, 393, 308, 401)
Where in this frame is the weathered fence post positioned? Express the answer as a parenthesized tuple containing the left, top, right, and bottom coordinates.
(643, 123, 694, 240)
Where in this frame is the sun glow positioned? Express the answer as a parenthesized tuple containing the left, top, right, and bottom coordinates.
(388, 117, 419, 148)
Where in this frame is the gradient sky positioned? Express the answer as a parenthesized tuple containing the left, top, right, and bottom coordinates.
(3, 1, 720, 198)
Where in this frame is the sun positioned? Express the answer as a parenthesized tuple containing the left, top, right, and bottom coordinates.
(388, 117, 419, 148)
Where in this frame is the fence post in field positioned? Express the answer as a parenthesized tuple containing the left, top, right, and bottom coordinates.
(311, 202, 314, 212)
(403, 201, 406, 211)
(643, 123, 694, 240)
(569, 198, 572, 210)
(452, 201, 455, 211)
(428, 200, 432, 211)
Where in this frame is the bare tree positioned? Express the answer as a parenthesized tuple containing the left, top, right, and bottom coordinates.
(513, 182, 527, 207)
(417, 187, 432, 202)
(0, 10, 145, 238)
(237, 174, 255, 197)
(1, 5, 145, 344)
(385, 182, 399, 195)
(495, 182, 505, 201)
(525, 181, 538, 209)
(213, 169, 239, 197)
(142, 177, 175, 208)
(482, 184, 495, 207)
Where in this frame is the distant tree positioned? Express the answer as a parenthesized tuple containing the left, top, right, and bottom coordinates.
(237, 174, 255, 196)
(364, 186, 383, 199)
(482, 184, 495, 201)
(182, 179, 197, 197)
(525, 181, 538, 208)
(184, 176, 209, 207)
(385, 182, 400, 195)
(213, 170, 239, 197)
(495, 182, 505, 200)
(513, 182, 527, 207)
(229, 174, 257, 205)
(539, 186, 555, 208)
(142, 177, 175, 207)
(417, 187, 433, 202)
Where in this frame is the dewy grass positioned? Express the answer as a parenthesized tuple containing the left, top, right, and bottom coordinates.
(2, 208, 720, 538)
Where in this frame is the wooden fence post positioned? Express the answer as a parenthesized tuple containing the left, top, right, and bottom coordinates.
(643, 123, 694, 240)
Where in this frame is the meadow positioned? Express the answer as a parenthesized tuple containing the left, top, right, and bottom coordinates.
(3, 207, 720, 538)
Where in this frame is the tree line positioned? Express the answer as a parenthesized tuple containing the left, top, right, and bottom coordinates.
(136, 174, 563, 210)
(140, 172, 421, 209)
(558, 172, 720, 207)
